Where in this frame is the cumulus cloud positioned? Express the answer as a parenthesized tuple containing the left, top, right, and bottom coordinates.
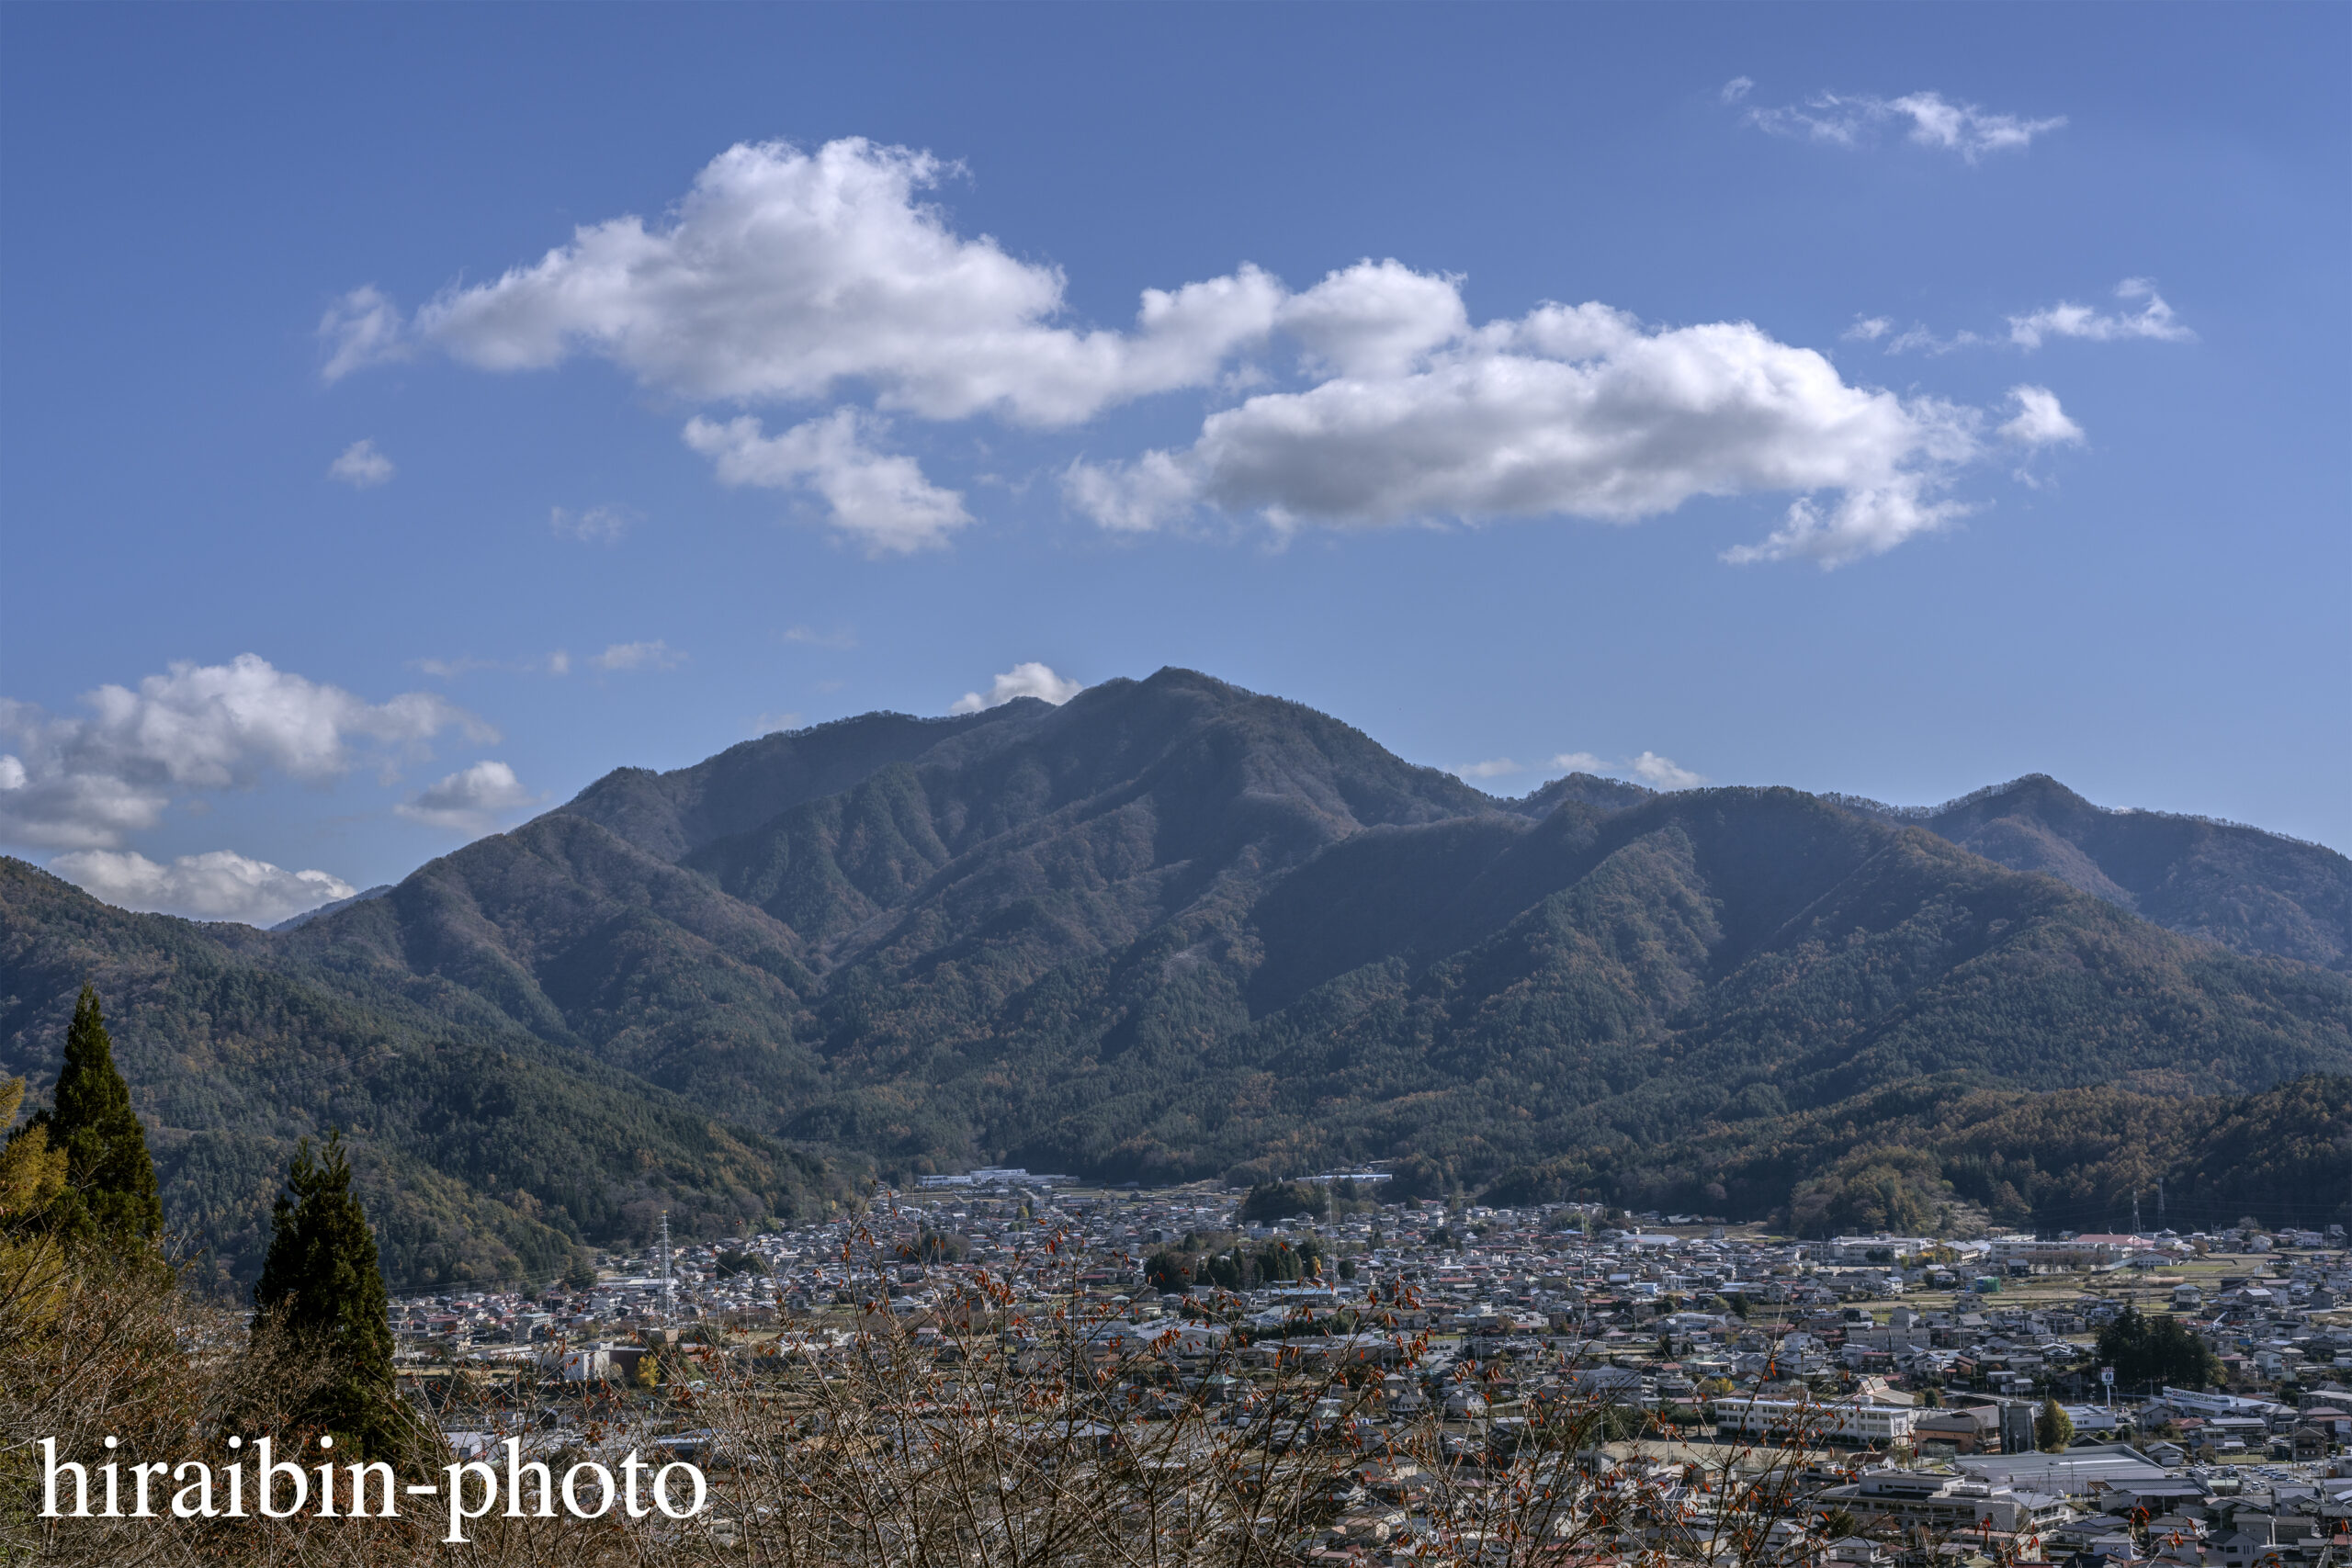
(319, 285, 408, 381)
(549, 504, 636, 543)
(2007, 278, 2194, 350)
(1625, 751, 1705, 790)
(950, 662, 1083, 715)
(327, 438, 394, 488)
(1068, 275, 1993, 567)
(334, 138, 2086, 570)
(1745, 89, 2065, 161)
(394, 760, 538, 834)
(1999, 386, 2085, 447)
(1451, 758, 1525, 781)
(51, 849, 358, 928)
(0, 655, 487, 851)
(590, 640, 685, 672)
(1276, 259, 1469, 380)
(398, 139, 1282, 427)
(685, 410, 972, 554)
(1549, 751, 1611, 774)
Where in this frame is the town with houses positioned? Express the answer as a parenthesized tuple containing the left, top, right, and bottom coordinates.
(387, 1174, 2352, 1566)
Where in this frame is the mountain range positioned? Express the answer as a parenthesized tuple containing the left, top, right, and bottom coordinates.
(3, 668, 2346, 1289)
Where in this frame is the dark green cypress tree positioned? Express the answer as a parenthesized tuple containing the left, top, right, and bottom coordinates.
(16, 985, 164, 1256)
(254, 1132, 414, 1461)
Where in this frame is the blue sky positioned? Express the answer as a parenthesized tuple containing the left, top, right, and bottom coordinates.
(3, 4, 2346, 924)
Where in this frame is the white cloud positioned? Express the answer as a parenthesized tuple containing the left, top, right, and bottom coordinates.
(1854, 281, 2188, 359)
(685, 410, 972, 554)
(1451, 758, 1524, 781)
(1719, 482, 1972, 569)
(1720, 77, 1755, 106)
(590, 640, 685, 672)
(2007, 278, 2194, 350)
(1068, 281, 1993, 566)
(402, 139, 1282, 427)
(1881, 324, 1990, 356)
(0, 655, 487, 851)
(413, 649, 578, 679)
(748, 709, 804, 736)
(318, 285, 409, 381)
(1745, 89, 2065, 162)
(327, 438, 394, 488)
(1625, 751, 1704, 790)
(1276, 259, 1469, 380)
(1540, 750, 1703, 789)
(1998, 385, 2085, 447)
(334, 138, 2086, 571)
(949, 662, 1083, 715)
(782, 625, 857, 649)
(1063, 448, 1196, 536)
(549, 504, 635, 543)
(394, 760, 538, 834)
(51, 849, 358, 928)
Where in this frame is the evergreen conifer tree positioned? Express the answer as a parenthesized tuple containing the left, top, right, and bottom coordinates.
(2036, 1395, 2074, 1451)
(13, 985, 164, 1257)
(254, 1132, 414, 1462)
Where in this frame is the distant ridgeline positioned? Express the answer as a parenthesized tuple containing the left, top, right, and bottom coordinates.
(3, 669, 2347, 1288)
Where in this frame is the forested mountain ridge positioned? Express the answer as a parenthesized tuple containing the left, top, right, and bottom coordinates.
(3, 667, 2347, 1285)
(0, 859, 852, 1292)
(1834, 773, 2350, 972)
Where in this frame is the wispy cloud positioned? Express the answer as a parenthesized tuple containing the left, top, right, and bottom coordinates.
(590, 640, 686, 673)
(1852, 279, 2193, 360)
(1998, 386, 2085, 447)
(2007, 278, 2195, 350)
(318, 285, 408, 382)
(327, 438, 394, 488)
(1742, 87, 2065, 162)
(549, 504, 637, 544)
(1450, 758, 1524, 781)
(782, 625, 857, 649)
(413, 650, 575, 679)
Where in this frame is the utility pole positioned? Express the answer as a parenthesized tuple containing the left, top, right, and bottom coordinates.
(659, 1209, 674, 1323)
(2156, 1179, 2165, 1232)
(2132, 1191, 2142, 1238)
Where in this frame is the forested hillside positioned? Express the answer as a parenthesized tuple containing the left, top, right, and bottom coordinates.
(4, 668, 2346, 1286)
(0, 861, 853, 1292)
